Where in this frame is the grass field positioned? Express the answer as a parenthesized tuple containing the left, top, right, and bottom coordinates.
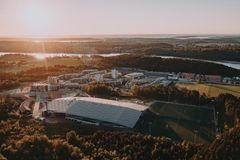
(150, 101, 214, 123)
(176, 83, 240, 97)
(137, 101, 215, 144)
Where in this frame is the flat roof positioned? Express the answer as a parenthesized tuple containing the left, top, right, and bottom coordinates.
(80, 97, 147, 111)
(55, 97, 147, 111)
(47, 97, 147, 128)
(125, 72, 144, 77)
(32, 83, 48, 86)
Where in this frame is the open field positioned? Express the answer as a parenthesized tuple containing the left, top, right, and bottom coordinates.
(149, 101, 214, 123)
(176, 83, 240, 97)
(136, 101, 215, 144)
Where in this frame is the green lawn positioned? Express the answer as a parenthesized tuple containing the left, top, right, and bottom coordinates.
(136, 101, 215, 144)
(149, 101, 214, 123)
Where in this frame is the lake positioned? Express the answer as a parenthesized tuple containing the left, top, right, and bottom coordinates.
(151, 55, 240, 70)
(0, 52, 128, 59)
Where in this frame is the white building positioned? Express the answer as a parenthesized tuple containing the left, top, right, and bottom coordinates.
(47, 97, 147, 128)
(95, 74, 103, 82)
(81, 69, 99, 75)
(124, 72, 144, 79)
(48, 76, 60, 91)
(70, 77, 90, 84)
(112, 69, 119, 79)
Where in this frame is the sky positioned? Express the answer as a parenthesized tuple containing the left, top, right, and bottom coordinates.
(0, 0, 240, 37)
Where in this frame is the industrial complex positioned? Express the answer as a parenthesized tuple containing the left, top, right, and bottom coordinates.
(13, 68, 224, 143)
(17, 68, 183, 129)
(18, 68, 221, 124)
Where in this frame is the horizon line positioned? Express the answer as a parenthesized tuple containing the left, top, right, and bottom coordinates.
(1, 33, 240, 39)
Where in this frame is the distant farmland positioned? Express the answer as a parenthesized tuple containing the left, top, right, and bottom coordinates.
(176, 83, 240, 97)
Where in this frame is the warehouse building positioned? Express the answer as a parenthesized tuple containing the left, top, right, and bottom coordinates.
(46, 97, 147, 129)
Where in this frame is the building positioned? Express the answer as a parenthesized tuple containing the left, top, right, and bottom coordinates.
(29, 83, 48, 102)
(124, 72, 144, 79)
(167, 73, 179, 81)
(181, 73, 195, 80)
(81, 69, 99, 75)
(203, 75, 222, 83)
(46, 97, 147, 129)
(126, 77, 158, 87)
(222, 77, 232, 84)
(19, 98, 33, 113)
(111, 69, 119, 79)
(70, 77, 90, 84)
(48, 76, 60, 91)
(62, 82, 82, 89)
(95, 74, 103, 82)
(58, 73, 82, 80)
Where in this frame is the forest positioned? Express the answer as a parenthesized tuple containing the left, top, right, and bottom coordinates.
(131, 85, 211, 105)
(0, 93, 240, 160)
(0, 37, 240, 61)
(96, 55, 240, 77)
(84, 83, 119, 97)
(142, 43, 240, 61)
(0, 65, 86, 91)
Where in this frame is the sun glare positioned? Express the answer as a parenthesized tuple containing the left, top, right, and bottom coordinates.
(34, 54, 47, 60)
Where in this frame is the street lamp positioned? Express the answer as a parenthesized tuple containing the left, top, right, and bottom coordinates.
(148, 122, 153, 135)
(193, 130, 198, 143)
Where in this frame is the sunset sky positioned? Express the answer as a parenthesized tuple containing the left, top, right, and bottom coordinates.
(0, 0, 240, 37)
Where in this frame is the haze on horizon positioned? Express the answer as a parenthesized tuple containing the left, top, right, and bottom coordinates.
(0, 0, 240, 37)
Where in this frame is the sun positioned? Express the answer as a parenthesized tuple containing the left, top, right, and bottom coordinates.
(20, 4, 51, 36)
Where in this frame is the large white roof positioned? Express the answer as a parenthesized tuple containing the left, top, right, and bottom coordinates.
(47, 97, 147, 128)
(77, 97, 147, 111)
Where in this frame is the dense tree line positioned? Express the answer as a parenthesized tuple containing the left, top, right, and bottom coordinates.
(0, 131, 199, 160)
(215, 94, 240, 129)
(1, 135, 83, 160)
(131, 85, 211, 105)
(193, 127, 240, 160)
(0, 40, 133, 54)
(65, 130, 199, 160)
(1, 38, 240, 61)
(1, 93, 240, 159)
(0, 80, 20, 92)
(143, 44, 240, 61)
(97, 55, 240, 77)
(0, 65, 87, 91)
